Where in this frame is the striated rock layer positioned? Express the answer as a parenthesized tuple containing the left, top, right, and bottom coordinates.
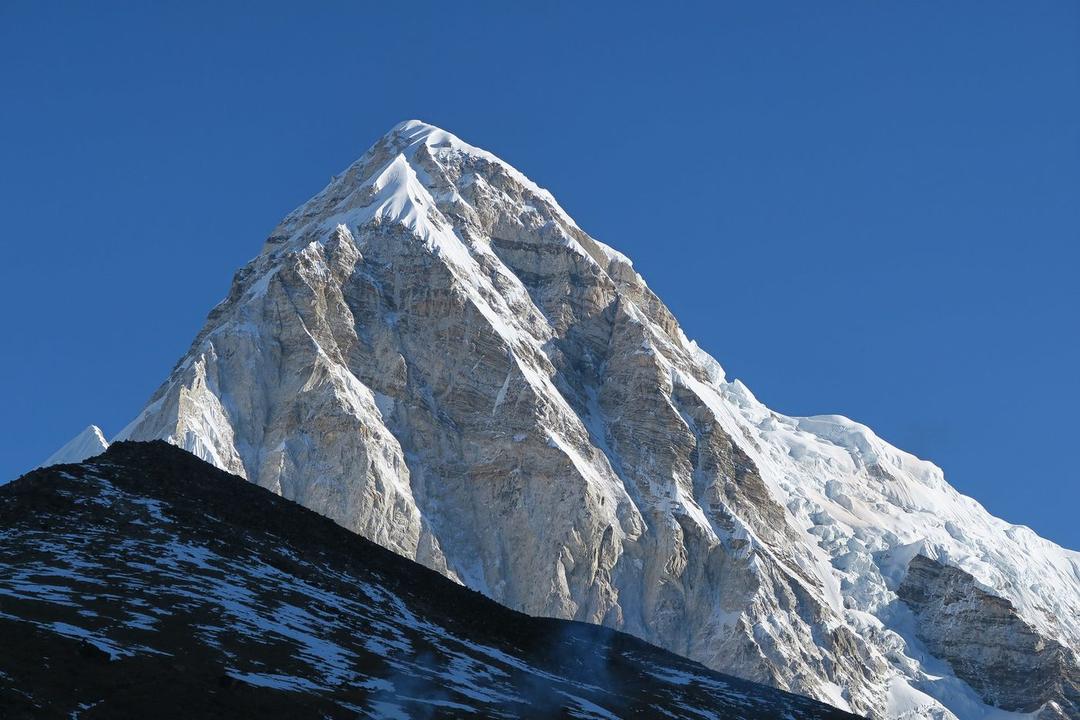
(116, 120, 1080, 719)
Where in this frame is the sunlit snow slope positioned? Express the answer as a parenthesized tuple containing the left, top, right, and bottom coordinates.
(37, 425, 108, 469)
(114, 120, 1079, 720)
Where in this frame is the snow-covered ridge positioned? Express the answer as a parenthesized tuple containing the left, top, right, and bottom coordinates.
(731, 398, 1080, 644)
(111, 120, 1079, 720)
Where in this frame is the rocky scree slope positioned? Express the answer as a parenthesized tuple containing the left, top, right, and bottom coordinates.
(0, 441, 861, 720)
(112, 120, 1080, 720)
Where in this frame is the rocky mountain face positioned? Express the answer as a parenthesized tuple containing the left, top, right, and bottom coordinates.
(898, 555, 1079, 719)
(112, 120, 1079, 719)
(0, 442, 861, 720)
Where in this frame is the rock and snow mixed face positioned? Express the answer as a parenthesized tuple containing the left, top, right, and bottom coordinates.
(113, 120, 1080, 720)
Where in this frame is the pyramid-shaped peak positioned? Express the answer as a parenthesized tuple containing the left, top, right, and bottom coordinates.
(38, 424, 109, 469)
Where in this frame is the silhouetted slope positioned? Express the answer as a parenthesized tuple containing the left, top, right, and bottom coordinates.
(0, 441, 860, 719)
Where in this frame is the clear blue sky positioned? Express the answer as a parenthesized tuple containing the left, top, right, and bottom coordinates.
(2, 2, 1077, 548)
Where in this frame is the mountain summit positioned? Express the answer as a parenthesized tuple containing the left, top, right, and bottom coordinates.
(114, 121, 1079, 719)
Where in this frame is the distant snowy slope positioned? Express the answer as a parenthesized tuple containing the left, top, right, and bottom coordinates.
(37, 425, 108, 469)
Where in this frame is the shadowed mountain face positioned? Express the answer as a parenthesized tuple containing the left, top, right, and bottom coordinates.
(0, 441, 860, 720)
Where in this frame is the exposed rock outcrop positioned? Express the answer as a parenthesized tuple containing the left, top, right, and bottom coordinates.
(898, 554, 1079, 719)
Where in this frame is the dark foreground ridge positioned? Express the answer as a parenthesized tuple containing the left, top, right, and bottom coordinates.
(0, 441, 861, 719)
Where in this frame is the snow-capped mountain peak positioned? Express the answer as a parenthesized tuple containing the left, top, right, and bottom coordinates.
(112, 120, 1079, 720)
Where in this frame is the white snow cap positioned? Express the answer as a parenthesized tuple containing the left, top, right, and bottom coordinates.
(384, 119, 582, 226)
(38, 425, 109, 469)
